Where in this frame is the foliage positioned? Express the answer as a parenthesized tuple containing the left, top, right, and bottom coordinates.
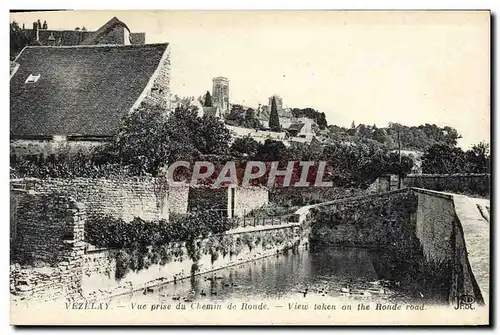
(310, 192, 419, 248)
(203, 91, 213, 107)
(321, 141, 413, 188)
(225, 104, 262, 129)
(269, 96, 281, 131)
(464, 142, 491, 173)
(291, 108, 328, 129)
(86, 211, 238, 280)
(229, 137, 260, 157)
(111, 104, 176, 176)
(87, 212, 300, 280)
(421, 142, 490, 174)
(112, 104, 230, 175)
(254, 139, 288, 162)
(421, 144, 465, 174)
(328, 123, 462, 151)
(10, 144, 130, 179)
(85, 211, 237, 250)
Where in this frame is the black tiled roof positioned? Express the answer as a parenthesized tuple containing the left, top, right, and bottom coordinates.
(288, 122, 305, 132)
(10, 43, 169, 137)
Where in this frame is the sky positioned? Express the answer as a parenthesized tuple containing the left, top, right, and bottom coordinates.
(10, 10, 490, 149)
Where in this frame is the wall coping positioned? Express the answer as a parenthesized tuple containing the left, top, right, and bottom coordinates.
(313, 188, 410, 209)
(10, 178, 268, 190)
(411, 186, 489, 304)
(406, 173, 490, 178)
(410, 187, 455, 200)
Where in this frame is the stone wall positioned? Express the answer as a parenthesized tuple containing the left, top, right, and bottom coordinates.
(95, 25, 126, 45)
(184, 186, 269, 218)
(414, 190, 455, 262)
(11, 177, 190, 222)
(413, 188, 488, 305)
(226, 125, 286, 143)
(10, 191, 86, 301)
(168, 184, 189, 215)
(80, 224, 308, 299)
(10, 178, 269, 222)
(138, 45, 171, 112)
(311, 188, 488, 306)
(403, 174, 490, 197)
(270, 187, 365, 207)
(10, 139, 104, 157)
(188, 187, 228, 212)
(233, 187, 269, 217)
(309, 190, 416, 248)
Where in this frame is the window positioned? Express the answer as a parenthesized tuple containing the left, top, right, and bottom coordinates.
(25, 74, 41, 83)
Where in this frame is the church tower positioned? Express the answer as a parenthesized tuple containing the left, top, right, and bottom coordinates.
(212, 77, 230, 114)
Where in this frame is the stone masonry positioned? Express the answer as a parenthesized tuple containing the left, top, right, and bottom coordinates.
(10, 191, 86, 301)
(11, 177, 187, 222)
(139, 45, 171, 112)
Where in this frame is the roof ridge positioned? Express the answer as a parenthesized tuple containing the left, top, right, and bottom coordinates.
(22, 43, 169, 49)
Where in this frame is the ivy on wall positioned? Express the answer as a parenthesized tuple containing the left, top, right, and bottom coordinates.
(85, 213, 301, 281)
(309, 192, 452, 303)
(310, 192, 418, 248)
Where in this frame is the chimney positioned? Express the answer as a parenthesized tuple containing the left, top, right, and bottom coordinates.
(33, 21, 39, 41)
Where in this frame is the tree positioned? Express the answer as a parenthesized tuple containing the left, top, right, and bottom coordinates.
(372, 128, 389, 144)
(269, 96, 281, 131)
(464, 142, 490, 173)
(255, 139, 287, 162)
(351, 121, 356, 129)
(230, 137, 260, 157)
(111, 103, 231, 175)
(317, 112, 328, 129)
(169, 106, 231, 156)
(225, 104, 246, 126)
(243, 108, 261, 129)
(203, 91, 213, 107)
(245, 108, 256, 120)
(442, 126, 462, 147)
(421, 144, 465, 174)
(112, 104, 175, 175)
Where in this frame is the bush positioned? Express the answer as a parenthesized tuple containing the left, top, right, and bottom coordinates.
(85, 211, 238, 279)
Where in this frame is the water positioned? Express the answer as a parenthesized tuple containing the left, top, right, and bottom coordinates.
(112, 247, 425, 305)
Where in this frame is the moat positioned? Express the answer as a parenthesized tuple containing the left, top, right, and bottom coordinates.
(111, 246, 447, 306)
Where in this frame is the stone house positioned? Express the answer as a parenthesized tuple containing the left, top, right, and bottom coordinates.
(256, 104, 293, 129)
(287, 117, 317, 142)
(10, 42, 171, 157)
(23, 16, 146, 47)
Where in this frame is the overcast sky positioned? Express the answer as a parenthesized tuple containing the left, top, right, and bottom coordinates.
(10, 10, 490, 149)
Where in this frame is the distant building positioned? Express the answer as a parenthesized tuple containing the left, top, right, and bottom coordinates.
(22, 16, 146, 47)
(212, 77, 230, 114)
(268, 94, 283, 112)
(225, 125, 286, 144)
(286, 117, 317, 142)
(10, 42, 171, 157)
(256, 103, 293, 129)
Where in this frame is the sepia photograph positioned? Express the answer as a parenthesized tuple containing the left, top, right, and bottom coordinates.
(8, 9, 491, 326)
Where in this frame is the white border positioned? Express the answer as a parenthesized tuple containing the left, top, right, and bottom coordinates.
(3, 1, 497, 333)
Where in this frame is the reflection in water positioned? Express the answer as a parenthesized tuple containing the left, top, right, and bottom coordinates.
(112, 247, 431, 305)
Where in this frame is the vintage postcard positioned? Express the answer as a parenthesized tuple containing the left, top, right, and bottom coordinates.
(9, 10, 490, 325)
